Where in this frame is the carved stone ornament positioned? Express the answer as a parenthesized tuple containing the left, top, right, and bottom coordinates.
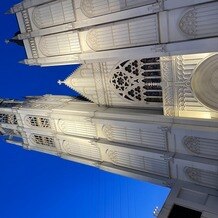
(81, 0, 154, 18)
(102, 125, 113, 141)
(185, 167, 200, 182)
(191, 54, 218, 111)
(106, 150, 117, 163)
(179, 8, 197, 37)
(183, 136, 200, 154)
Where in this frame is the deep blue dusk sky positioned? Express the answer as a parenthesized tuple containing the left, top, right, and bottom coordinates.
(0, 1, 170, 218)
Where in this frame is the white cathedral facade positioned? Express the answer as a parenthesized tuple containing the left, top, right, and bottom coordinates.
(3, 0, 218, 217)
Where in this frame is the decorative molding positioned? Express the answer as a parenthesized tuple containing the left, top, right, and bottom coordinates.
(191, 54, 218, 111)
(106, 149, 169, 177)
(185, 167, 218, 189)
(81, 0, 156, 18)
(151, 45, 167, 53)
(39, 32, 81, 57)
(25, 116, 51, 128)
(32, 0, 75, 29)
(148, 1, 163, 13)
(86, 15, 159, 51)
(61, 140, 102, 161)
(185, 167, 200, 182)
(30, 134, 55, 148)
(58, 119, 97, 138)
(93, 63, 107, 105)
(164, 107, 175, 117)
(106, 149, 117, 163)
(179, 8, 197, 37)
(178, 2, 218, 38)
(183, 136, 218, 159)
(102, 124, 167, 150)
(161, 53, 216, 117)
(28, 38, 38, 58)
(102, 125, 113, 141)
(21, 10, 32, 33)
(160, 57, 173, 82)
(0, 113, 18, 125)
(183, 136, 200, 154)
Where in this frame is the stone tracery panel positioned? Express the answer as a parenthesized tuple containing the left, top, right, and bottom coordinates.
(183, 136, 218, 160)
(86, 15, 159, 51)
(160, 53, 217, 118)
(32, 0, 75, 29)
(179, 2, 218, 38)
(0, 113, 18, 125)
(81, 0, 156, 18)
(191, 54, 218, 111)
(39, 32, 81, 57)
(106, 149, 169, 177)
(25, 116, 51, 128)
(30, 134, 55, 148)
(102, 124, 167, 150)
(185, 167, 218, 189)
(61, 140, 102, 161)
(109, 58, 163, 105)
(58, 119, 97, 138)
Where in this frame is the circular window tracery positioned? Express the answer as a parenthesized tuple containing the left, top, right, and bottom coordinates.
(110, 58, 162, 104)
(191, 54, 218, 111)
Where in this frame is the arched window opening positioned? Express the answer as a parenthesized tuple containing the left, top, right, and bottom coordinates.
(110, 58, 163, 104)
(31, 134, 55, 148)
(26, 116, 50, 128)
(0, 113, 18, 125)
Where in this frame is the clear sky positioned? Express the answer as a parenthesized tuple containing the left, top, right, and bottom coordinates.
(0, 1, 170, 218)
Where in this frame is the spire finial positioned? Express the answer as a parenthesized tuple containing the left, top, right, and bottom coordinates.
(19, 60, 25, 64)
(58, 80, 65, 85)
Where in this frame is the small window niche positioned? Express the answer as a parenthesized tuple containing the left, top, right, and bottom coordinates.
(168, 205, 202, 218)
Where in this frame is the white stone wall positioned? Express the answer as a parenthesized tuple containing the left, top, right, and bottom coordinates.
(12, 1, 218, 66)
(161, 53, 218, 119)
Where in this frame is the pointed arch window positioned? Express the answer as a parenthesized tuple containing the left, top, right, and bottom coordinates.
(25, 116, 51, 128)
(0, 113, 18, 125)
(110, 58, 163, 104)
(31, 134, 55, 148)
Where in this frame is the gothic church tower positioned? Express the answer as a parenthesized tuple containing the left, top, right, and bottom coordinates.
(0, 95, 218, 217)
(7, 0, 218, 66)
(5, 0, 218, 217)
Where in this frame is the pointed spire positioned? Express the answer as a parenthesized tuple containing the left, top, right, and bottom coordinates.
(12, 35, 19, 40)
(5, 9, 13, 15)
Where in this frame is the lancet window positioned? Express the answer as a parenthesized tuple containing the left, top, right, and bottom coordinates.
(110, 58, 162, 104)
(0, 113, 18, 125)
(26, 116, 50, 128)
(31, 134, 55, 147)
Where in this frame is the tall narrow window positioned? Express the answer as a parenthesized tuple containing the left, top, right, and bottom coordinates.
(31, 134, 55, 148)
(0, 113, 18, 125)
(26, 116, 50, 128)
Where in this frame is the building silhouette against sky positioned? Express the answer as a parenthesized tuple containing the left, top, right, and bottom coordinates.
(2, 0, 218, 217)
